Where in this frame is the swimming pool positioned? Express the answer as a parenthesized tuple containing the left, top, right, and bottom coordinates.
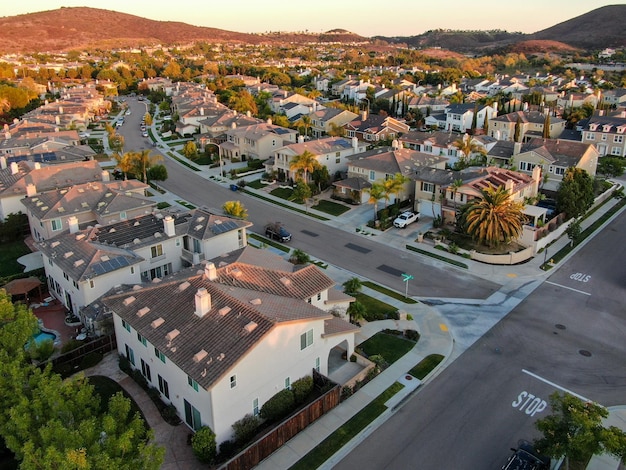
(32, 331, 57, 344)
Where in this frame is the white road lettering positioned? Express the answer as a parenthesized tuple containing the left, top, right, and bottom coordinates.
(512, 390, 547, 416)
(570, 273, 591, 282)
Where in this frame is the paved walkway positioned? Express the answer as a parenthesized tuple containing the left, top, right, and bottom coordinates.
(94, 111, 626, 469)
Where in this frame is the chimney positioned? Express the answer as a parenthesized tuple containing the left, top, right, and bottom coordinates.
(101, 170, 110, 182)
(200, 107, 204, 116)
(59, 106, 63, 114)
(513, 142, 522, 155)
(34, 162, 41, 170)
(266, 117, 272, 125)
(361, 110, 368, 121)
(505, 179, 514, 194)
(68, 216, 79, 234)
(391, 139, 400, 150)
(352, 136, 358, 150)
(532, 165, 542, 194)
(26, 183, 36, 197)
(204, 262, 217, 281)
(3, 132, 10, 140)
(298, 135, 305, 143)
(163, 215, 175, 237)
(194, 288, 211, 318)
(10, 162, 18, 175)
(0, 156, 6, 170)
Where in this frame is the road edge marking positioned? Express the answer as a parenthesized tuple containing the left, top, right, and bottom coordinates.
(522, 369, 591, 402)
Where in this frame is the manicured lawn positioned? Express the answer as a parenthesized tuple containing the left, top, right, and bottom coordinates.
(358, 332, 415, 365)
(88, 375, 145, 421)
(311, 199, 350, 216)
(408, 354, 445, 380)
(362, 281, 418, 304)
(270, 187, 294, 200)
(0, 240, 31, 277)
(289, 382, 404, 470)
(245, 179, 265, 189)
(190, 154, 213, 165)
(354, 293, 398, 320)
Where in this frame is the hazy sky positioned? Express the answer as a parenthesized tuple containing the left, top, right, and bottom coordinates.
(3, 1, 622, 37)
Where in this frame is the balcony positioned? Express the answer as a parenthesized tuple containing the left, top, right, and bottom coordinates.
(181, 248, 205, 265)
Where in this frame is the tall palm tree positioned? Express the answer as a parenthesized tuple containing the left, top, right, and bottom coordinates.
(295, 115, 312, 138)
(365, 182, 385, 221)
(328, 122, 346, 137)
(453, 134, 487, 167)
(289, 150, 318, 183)
(131, 150, 163, 183)
(450, 178, 464, 212)
(459, 185, 525, 248)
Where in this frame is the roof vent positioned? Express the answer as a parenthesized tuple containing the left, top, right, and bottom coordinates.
(137, 307, 150, 317)
(81, 202, 89, 208)
(165, 329, 180, 341)
(77, 188, 84, 193)
(197, 216, 205, 222)
(75, 234, 85, 240)
(100, 255, 110, 261)
(133, 238, 141, 244)
(193, 349, 208, 363)
(217, 353, 225, 361)
(195, 224, 203, 231)
(134, 221, 140, 226)
(231, 268, 243, 279)
(244, 321, 258, 333)
(51, 241, 60, 248)
(250, 298, 262, 305)
(64, 251, 74, 259)
(150, 317, 164, 328)
(152, 278, 161, 283)
(105, 192, 112, 197)
(109, 228, 116, 233)
(73, 260, 84, 267)
(154, 232, 161, 238)
(280, 277, 292, 287)
(132, 285, 143, 291)
(57, 206, 65, 213)
(178, 281, 190, 292)
(123, 296, 136, 306)
(218, 306, 231, 316)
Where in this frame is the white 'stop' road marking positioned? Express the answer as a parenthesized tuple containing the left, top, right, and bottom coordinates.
(545, 281, 591, 296)
(522, 369, 591, 402)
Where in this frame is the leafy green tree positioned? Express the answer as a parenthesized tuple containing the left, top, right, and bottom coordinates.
(328, 122, 346, 137)
(114, 151, 136, 180)
(381, 173, 409, 208)
(556, 167, 594, 218)
(453, 134, 486, 168)
(459, 185, 525, 247)
(342, 277, 363, 296)
(566, 219, 581, 246)
(292, 180, 312, 204)
(147, 164, 168, 182)
(311, 165, 331, 193)
(191, 426, 217, 464)
(228, 90, 258, 115)
(222, 200, 248, 219)
(597, 157, 625, 178)
(535, 392, 626, 470)
(271, 114, 291, 128)
(294, 114, 312, 138)
(131, 150, 163, 183)
(109, 133, 125, 154)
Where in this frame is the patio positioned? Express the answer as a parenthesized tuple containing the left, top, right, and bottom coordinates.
(30, 295, 76, 344)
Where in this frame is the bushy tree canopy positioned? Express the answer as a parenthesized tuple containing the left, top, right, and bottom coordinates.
(556, 167, 594, 218)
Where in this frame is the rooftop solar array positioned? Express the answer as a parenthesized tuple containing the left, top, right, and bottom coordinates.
(91, 256, 131, 275)
(211, 220, 239, 235)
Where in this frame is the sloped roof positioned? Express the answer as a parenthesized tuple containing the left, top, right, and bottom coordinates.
(348, 146, 447, 177)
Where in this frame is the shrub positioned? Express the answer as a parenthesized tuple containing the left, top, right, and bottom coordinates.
(61, 338, 83, 354)
(260, 389, 295, 422)
(191, 426, 217, 463)
(404, 329, 420, 342)
(29, 339, 55, 361)
(369, 354, 387, 369)
(219, 439, 238, 459)
(291, 376, 314, 405)
(349, 354, 357, 363)
(406, 314, 413, 321)
(341, 385, 353, 400)
(162, 404, 180, 424)
(387, 310, 400, 320)
(232, 414, 261, 443)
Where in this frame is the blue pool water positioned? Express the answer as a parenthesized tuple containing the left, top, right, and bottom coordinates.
(33, 331, 57, 344)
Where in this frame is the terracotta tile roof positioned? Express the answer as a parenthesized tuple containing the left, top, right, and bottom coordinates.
(323, 317, 360, 338)
(349, 146, 447, 177)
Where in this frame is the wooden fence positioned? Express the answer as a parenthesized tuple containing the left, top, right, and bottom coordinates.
(223, 378, 341, 470)
(44, 334, 117, 371)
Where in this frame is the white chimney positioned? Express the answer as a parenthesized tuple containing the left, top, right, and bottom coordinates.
(200, 107, 204, 116)
(0, 156, 6, 169)
(505, 179, 514, 194)
(34, 162, 41, 170)
(10, 162, 18, 175)
(352, 136, 358, 150)
(163, 215, 175, 237)
(298, 135, 305, 143)
(68, 216, 79, 234)
(391, 139, 400, 150)
(513, 142, 522, 155)
(266, 117, 272, 125)
(59, 106, 63, 114)
(26, 183, 36, 197)
(204, 262, 217, 281)
(3, 132, 10, 140)
(194, 288, 211, 318)
(101, 170, 110, 182)
(361, 110, 368, 121)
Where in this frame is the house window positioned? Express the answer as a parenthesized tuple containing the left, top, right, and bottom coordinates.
(188, 375, 199, 392)
(130, 266, 135, 274)
(424, 145, 432, 153)
(585, 132, 595, 140)
(175, 238, 181, 247)
(300, 329, 313, 350)
(422, 182, 435, 193)
(137, 332, 147, 346)
(184, 399, 202, 431)
(51, 219, 62, 231)
(335, 152, 341, 157)
(125, 344, 135, 366)
(611, 147, 622, 156)
(89, 279, 95, 289)
(158, 375, 170, 399)
(122, 319, 131, 332)
(601, 134, 608, 141)
(155, 347, 166, 363)
(336, 158, 340, 164)
(151, 244, 163, 258)
(614, 135, 624, 143)
(315, 357, 320, 372)
(285, 377, 291, 389)
(369, 170, 375, 181)
(63, 272, 69, 281)
(230, 375, 237, 389)
(141, 359, 152, 382)
(253, 398, 259, 416)
(317, 292, 321, 301)
(120, 211, 127, 220)
(519, 161, 536, 172)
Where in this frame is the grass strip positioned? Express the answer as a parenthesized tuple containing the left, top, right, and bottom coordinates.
(354, 293, 398, 320)
(362, 281, 418, 304)
(541, 197, 626, 270)
(175, 200, 196, 209)
(166, 152, 200, 171)
(248, 233, 290, 253)
(241, 189, 329, 221)
(406, 245, 468, 269)
(289, 382, 405, 470)
(311, 200, 351, 216)
(408, 354, 445, 380)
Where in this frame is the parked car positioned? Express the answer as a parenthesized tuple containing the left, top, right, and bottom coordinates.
(265, 222, 291, 242)
(393, 211, 420, 228)
(502, 442, 550, 470)
(142, 131, 149, 137)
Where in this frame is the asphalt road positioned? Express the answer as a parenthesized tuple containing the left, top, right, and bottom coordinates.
(335, 210, 626, 469)
(118, 97, 500, 300)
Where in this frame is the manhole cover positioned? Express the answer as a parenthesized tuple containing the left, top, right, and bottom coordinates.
(579, 350, 592, 357)
(555, 324, 566, 330)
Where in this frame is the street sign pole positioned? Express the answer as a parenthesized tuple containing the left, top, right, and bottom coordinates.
(401, 273, 414, 299)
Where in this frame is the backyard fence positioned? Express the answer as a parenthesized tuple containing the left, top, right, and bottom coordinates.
(43, 334, 117, 372)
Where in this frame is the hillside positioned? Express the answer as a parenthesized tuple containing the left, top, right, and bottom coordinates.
(530, 4, 626, 48)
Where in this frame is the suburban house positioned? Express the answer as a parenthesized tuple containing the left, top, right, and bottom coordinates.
(270, 136, 368, 181)
(488, 110, 566, 142)
(557, 92, 599, 110)
(399, 130, 495, 167)
(344, 111, 410, 142)
(425, 103, 498, 133)
(0, 159, 105, 221)
(580, 112, 626, 157)
(22, 178, 153, 241)
(38, 207, 251, 322)
(514, 138, 599, 191)
(220, 121, 298, 162)
(100, 248, 357, 444)
(310, 108, 359, 138)
(268, 91, 317, 115)
(601, 88, 626, 107)
(406, 95, 450, 113)
(336, 141, 447, 206)
(197, 111, 262, 148)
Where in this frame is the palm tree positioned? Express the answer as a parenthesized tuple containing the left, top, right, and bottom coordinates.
(347, 301, 366, 325)
(342, 277, 363, 296)
(382, 173, 409, 208)
(295, 115, 312, 138)
(365, 182, 385, 221)
(222, 200, 248, 219)
(453, 134, 487, 167)
(459, 185, 525, 248)
(328, 122, 346, 137)
(289, 150, 318, 183)
(450, 178, 464, 213)
(131, 150, 163, 183)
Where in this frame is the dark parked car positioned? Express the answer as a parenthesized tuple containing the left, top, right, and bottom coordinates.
(502, 442, 550, 470)
(265, 222, 291, 242)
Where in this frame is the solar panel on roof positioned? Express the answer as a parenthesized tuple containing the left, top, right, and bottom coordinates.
(211, 220, 239, 234)
(91, 256, 131, 276)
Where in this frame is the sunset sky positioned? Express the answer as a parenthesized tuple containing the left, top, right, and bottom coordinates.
(3, 1, 619, 37)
